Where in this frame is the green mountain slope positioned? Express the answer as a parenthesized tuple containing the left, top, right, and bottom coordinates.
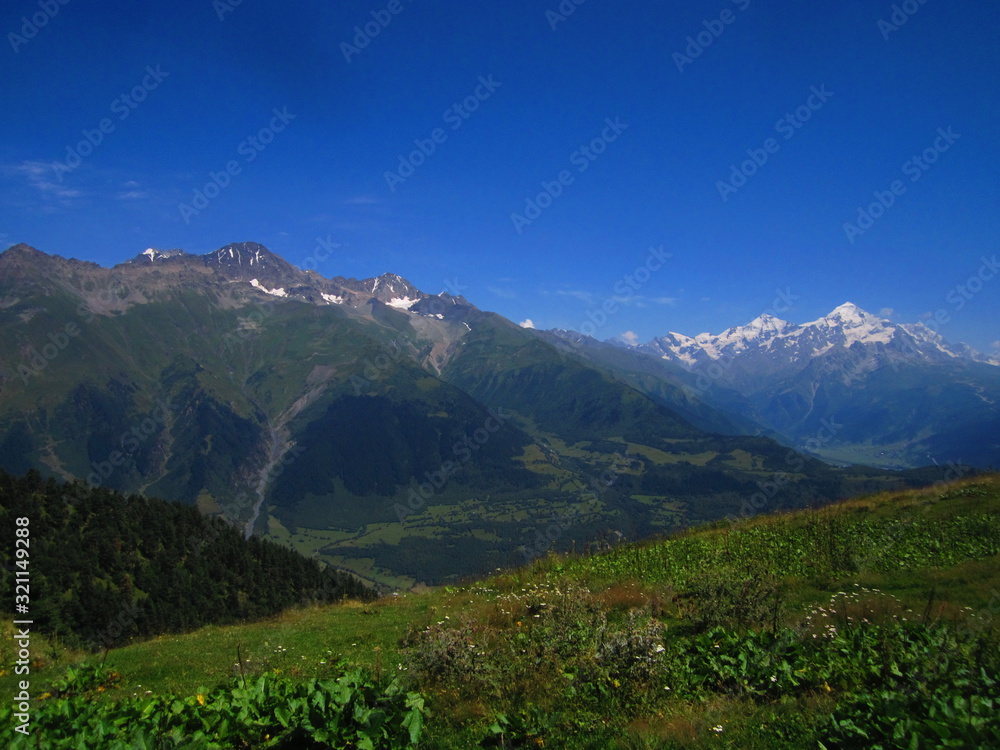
(0, 243, 948, 587)
(0, 468, 373, 652)
(3, 474, 997, 748)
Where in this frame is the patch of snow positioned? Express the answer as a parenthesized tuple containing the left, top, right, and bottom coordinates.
(387, 296, 418, 310)
(322, 293, 345, 305)
(249, 279, 287, 297)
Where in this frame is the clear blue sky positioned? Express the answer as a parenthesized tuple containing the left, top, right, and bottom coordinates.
(2, 0, 998, 351)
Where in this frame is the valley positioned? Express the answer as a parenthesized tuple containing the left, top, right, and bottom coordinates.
(2, 242, 961, 588)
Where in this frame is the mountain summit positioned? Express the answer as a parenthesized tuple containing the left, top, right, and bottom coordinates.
(638, 303, 997, 369)
(614, 303, 1000, 469)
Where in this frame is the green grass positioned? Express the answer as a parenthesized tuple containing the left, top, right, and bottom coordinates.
(4, 473, 999, 747)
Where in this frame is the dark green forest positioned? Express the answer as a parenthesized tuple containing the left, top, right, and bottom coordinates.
(0, 469, 373, 651)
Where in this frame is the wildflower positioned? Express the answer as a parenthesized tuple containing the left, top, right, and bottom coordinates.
(712, 725, 724, 733)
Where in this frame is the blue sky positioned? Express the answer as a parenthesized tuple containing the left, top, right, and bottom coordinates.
(2, 0, 998, 351)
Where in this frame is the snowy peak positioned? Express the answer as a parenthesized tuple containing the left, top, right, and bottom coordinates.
(199, 242, 305, 290)
(806, 303, 895, 346)
(206, 242, 284, 271)
(638, 302, 996, 370)
(129, 247, 187, 264)
(822, 301, 869, 322)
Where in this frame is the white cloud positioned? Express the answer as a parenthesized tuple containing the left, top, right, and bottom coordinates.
(879, 307, 894, 318)
(991, 340, 1000, 350)
(488, 286, 517, 299)
(555, 289, 597, 305)
(519, 319, 535, 329)
(609, 294, 678, 308)
(620, 331, 639, 346)
(7, 160, 82, 199)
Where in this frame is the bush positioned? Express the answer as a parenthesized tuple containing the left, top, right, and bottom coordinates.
(680, 567, 783, 632)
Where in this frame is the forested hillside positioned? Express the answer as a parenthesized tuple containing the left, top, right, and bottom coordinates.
(0, 469, 373, 650)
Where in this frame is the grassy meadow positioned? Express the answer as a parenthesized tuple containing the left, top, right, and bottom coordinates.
(2, 474, 999, 747)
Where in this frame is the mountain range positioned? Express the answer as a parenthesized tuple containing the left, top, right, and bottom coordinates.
(0, 242, 977, 587)
(607, 303, 999, 470)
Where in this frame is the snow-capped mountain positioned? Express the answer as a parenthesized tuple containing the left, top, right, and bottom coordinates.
(608, 302, 1000, 470)
(108, 242, 473, 320)
(638, 303, 999, 370)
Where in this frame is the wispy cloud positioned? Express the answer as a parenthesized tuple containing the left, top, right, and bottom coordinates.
(610, 294, 677, 308)
(7, 160, 82, 199)
(488, 286, 517, 299)
(555, 289, 598, 305)
(551, 287, 677, 308)
(619, 330, 639, 345)
(991, 340, 1000, 350)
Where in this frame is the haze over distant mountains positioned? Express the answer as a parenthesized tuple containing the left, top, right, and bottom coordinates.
(552, 301, 1000, 471)
(636, 302, 999, 369)
(0, 242, 988, 586)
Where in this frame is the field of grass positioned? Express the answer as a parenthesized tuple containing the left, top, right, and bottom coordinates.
(3, 474, 999, 747)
